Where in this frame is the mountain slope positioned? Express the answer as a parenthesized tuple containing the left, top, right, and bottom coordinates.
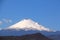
(1, 19, 59, 40)
(48, 31, 60, 40)
(0, 19, 53, 36)
(40, 31, 60, 40)
(0, 33, 52, 40)
(7, 19, 51, 31)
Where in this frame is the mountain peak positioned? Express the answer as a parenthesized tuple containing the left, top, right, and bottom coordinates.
(7, 19, 51, 31)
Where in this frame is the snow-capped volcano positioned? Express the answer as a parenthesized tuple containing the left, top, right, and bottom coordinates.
(7, 19, 51, 31)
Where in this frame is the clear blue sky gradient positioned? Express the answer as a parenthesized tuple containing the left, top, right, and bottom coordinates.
(0, 0, 60, 31)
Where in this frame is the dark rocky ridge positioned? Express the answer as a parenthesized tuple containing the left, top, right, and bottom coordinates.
(0, 33, 52, 40)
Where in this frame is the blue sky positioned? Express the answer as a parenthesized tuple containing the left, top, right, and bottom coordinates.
(0, 0, 60, 31)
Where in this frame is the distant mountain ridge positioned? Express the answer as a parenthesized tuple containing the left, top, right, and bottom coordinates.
(0, 19, 53, 36)
(0, 19, 60, 40)
(0, 33, 52, 40)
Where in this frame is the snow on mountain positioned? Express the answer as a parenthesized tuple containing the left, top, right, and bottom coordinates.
(0, 18, 53, 36)
(7, 19, 51, 31)
(0, 19, 60, 40)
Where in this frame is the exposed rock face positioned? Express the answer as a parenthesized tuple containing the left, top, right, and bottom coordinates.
(0, 33, 52, 40)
